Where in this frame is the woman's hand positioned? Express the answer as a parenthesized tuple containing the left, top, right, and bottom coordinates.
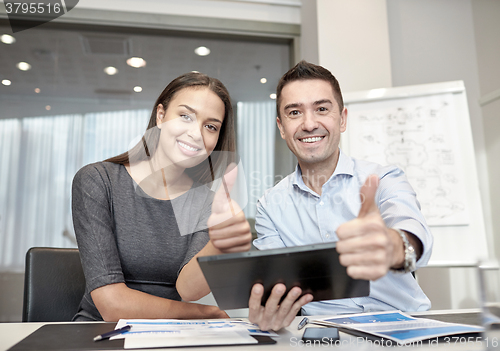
(207, 164, 252, 253)
(178, 164, 251, 301)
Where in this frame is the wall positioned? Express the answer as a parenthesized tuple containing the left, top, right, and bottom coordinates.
(0, 273, 24, 322)
(315, 0, 392, 92)
(471, 0, 500, 260)
(299, 0, 318, 64)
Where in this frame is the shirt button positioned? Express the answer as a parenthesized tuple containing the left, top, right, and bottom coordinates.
(319, 201, 324, 206)
(325, 233, 330, 239)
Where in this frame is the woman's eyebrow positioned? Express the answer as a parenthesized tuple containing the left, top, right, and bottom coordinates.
(206, 117, 223, 124)
(179, 104, 197, 114)
(179, 104, 222, 124)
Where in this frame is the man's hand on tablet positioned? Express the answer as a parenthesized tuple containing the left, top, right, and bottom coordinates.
(248, 283, 313, 331)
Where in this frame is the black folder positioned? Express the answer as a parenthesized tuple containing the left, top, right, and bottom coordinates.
(8, 323, 276, 350)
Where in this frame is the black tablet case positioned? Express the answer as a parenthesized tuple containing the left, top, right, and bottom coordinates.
(198, 242, 369, 310)
(7, 323, 276, 350)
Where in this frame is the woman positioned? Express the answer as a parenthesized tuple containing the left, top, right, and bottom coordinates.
(71, 72, 251, 321)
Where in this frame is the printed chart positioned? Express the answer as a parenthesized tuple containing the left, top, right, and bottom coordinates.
(345, 93, 468, 226)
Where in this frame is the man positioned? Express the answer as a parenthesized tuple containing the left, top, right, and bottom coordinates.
(248, 61, 433, 330)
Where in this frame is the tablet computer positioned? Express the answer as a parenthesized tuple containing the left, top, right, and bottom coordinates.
(197, 242, 370, 310)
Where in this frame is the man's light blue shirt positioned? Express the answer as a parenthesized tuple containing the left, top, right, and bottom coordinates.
(254, 150, 433, 315)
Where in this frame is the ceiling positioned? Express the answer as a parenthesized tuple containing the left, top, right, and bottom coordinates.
(0, 22, 290, 119)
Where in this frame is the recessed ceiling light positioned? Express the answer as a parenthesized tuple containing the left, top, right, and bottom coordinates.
(104, 66, 118, 75)
(45, 105, 51, 110)
(270, 93, 277, 100)
(126, 57, 146, 68)
(260, 78, 267, 84)
(134, 86, 143, 93)
(194, 46, 210, 56)
(0, 34, 16, 44)
(16, 62, 31, 71)
(34, 88, 40, 93)
(2, 79, 11, 86)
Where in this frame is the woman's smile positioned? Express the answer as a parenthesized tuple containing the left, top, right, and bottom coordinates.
(177, 139, 204, 156)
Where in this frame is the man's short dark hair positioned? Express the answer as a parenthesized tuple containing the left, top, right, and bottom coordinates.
(276, 60, 344, 119)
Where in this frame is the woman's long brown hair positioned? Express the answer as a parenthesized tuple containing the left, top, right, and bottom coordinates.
(105, 72, 236, 184)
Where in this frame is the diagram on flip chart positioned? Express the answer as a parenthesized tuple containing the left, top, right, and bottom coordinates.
(345, 93, 469, 226)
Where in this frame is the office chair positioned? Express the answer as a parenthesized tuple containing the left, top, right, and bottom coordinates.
(22, 247, 86, 322)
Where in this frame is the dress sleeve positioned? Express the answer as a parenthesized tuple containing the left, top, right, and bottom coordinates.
(178, 189, 211, 274)
(72, 164, 125, 293)
(377, 167, 434, 268)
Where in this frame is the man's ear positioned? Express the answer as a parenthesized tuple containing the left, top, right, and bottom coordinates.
(340, 107, 348, 133)
(156, 104, 165, 129)
(276, 116, 285, 139)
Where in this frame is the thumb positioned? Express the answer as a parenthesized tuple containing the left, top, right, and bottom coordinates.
(212, 163, 238, 214)
(358, 174, 379, 218)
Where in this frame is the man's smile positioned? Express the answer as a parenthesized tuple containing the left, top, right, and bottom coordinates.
(298, 136, 325, 143)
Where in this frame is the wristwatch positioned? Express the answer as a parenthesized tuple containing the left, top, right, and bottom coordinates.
(392, 229, 416, 273)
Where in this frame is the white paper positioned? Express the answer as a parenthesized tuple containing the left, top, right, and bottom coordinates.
(110, 318, 276, 349)
(124, 330, 257, 349)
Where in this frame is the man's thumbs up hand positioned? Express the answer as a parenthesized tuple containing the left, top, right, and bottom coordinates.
(336, 175, 403, 281)
(207, 164, 252, 253)
(357, 174, 380, 218)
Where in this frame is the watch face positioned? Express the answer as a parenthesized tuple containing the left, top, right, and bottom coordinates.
(405, 246, 417, 272)
(393, 228, 417, 273)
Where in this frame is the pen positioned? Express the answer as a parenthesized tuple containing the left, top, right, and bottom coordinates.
(93, 325, 131, 341)
(297, 317, 309, 330)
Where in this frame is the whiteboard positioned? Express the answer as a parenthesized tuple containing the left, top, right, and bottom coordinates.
(341, 81, 490, 266)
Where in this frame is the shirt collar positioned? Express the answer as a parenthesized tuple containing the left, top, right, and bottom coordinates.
(333, 149, 354, 177)
(292, 149, 354, 193)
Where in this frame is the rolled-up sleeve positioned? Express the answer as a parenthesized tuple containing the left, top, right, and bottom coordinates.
(377, 167, 433, 267)
(253, 194, 287, 250)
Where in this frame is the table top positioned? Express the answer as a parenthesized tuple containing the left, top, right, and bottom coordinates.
(0, 310, 494, 351)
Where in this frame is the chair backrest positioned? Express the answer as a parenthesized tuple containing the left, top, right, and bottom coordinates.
(23, 247, 86, 322)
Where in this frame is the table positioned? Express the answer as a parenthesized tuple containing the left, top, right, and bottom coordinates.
(0, 310, 494, 350)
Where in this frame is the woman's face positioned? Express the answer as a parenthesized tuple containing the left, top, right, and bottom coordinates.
(156, 87, 225, 170)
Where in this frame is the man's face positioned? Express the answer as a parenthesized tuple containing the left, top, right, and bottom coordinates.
(277, 79, 347, 167)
